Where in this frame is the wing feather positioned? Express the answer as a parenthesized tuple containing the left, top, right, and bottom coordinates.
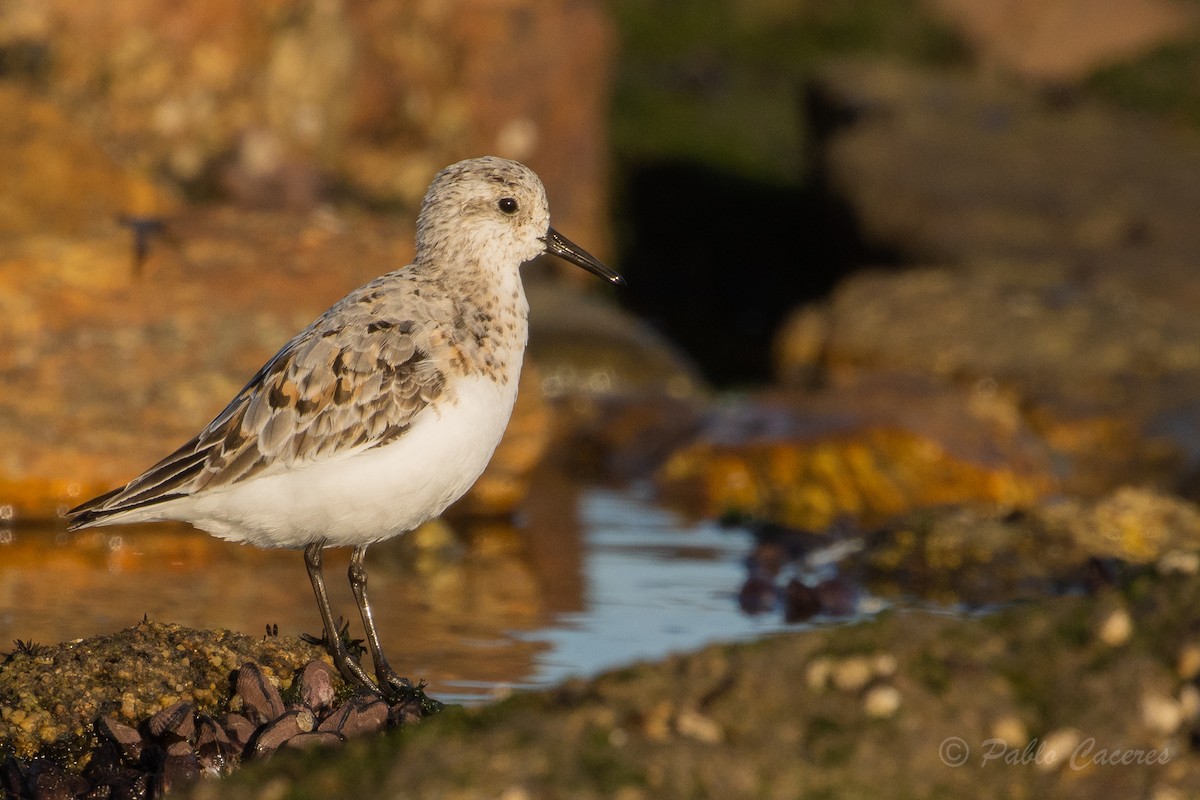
(66, 279, 450, 529)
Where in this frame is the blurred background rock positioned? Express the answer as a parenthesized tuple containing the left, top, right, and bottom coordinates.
(4, 0, 1200, 545)
(0, 0, 653, 519)
(8, 2, 1200, 795)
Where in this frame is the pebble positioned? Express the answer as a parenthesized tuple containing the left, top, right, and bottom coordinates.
(98, 771, 147, 800)
(1157, 550, 1200, 576)
(1140, 691, 1183, 736)
(1178, 684, 1200, 722)
(1096, 607, 1133, 647)
(813, 578, 858, 617)
(674, 708, 723, 744)
(32, 766, 89, 800)
(1177, 642, 1200, 680)
(805, 657, 833, 691)
(748, 541, 789, 578)
(862, 685, 901, 719)
(1036, 728, 1083, 772)
(831, 656, 873, 693)
(990, 714, 1028, 747)
(737, 575, 778, 614)
(642, 701, 673, 742)
(388, 699, 425, 728)
(871, 653, 898, 679)
(807, 652, 898, 693)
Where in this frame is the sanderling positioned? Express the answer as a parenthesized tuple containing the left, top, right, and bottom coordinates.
(66, 156, 624, 698)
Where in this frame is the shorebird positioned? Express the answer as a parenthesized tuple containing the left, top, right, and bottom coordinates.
(66, 156, 624, 698)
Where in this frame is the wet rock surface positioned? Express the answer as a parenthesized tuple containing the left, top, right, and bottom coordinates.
(0, 0, 636, 524)
(921, 0, 1199, 82)
(771, 259, 1200, 500)
(735, 486, 1200, 620)
(167, 565, 1200, 800)
(656, 375, 1056, 529)
(671, 59, 1200, 527)
(7, 489, 1197, 798)
(0, 0, 613, 242)
(0, 621, 435, 798)
(811, 60, 1200, 265)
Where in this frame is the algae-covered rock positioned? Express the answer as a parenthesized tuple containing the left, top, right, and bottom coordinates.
(176, 569, 1200, 800)
(0, 620, 327, 763)
(656, 376, 1056, 529)
(735, 486, 1200, 612)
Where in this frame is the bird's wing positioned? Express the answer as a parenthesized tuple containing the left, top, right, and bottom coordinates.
(66, 279, 448, 528)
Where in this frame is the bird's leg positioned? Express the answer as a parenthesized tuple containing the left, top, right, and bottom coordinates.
(303, 541, 378, 691)
(348, 545, 413, 696)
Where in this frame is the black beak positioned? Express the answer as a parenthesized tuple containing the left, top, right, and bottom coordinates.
(543, 228, 625, 286)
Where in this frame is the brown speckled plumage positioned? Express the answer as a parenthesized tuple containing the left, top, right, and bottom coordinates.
(68, 264, 531, 524)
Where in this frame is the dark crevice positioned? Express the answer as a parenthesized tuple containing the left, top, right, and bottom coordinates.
(613, 81, 906, 387)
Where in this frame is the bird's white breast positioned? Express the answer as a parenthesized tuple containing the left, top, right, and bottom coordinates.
(180, 371, 522, 548)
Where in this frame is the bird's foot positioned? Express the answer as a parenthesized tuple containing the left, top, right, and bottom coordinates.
(375, 666, 443, 714)
(300, 617, 367, 658)
(302, 620, 379, 692)
(376, 665, 413, 693)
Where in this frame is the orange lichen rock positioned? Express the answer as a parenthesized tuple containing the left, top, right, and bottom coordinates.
(659, 416, 1055, 530)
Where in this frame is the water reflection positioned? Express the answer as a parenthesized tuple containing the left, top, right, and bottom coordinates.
(514, 488, 792, 689)
(0, 485, 802, 704)
(0, 519, 550, 705)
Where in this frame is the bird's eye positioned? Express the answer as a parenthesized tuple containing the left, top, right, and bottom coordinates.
(498, 197, 518, 215)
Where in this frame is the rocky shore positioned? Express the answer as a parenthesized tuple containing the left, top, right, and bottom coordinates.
(175, 563, 1198, 799)
(3, 545, 1198, 800)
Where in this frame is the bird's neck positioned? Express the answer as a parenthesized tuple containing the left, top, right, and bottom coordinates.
(407, 254, 529, 383)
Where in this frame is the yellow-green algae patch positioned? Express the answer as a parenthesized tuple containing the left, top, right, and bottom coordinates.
(0, 620, 329, 766)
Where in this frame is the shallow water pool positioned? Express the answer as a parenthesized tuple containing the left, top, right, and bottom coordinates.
(0, 486, 814, 704)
